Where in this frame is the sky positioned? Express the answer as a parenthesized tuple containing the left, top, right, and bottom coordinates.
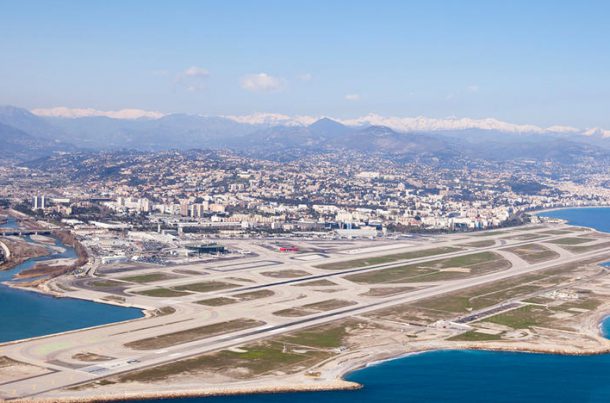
(1, 0, 610, 128)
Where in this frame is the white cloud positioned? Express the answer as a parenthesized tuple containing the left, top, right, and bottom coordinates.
(31, 107, 165, 120)
(298, 73, 313, 81)
(467, 85, 479, 93)
(240, 73, 284, 92)
(183, 66, 209, 78)
(344, 93, 360, 101)
(176, 66, 209, 91)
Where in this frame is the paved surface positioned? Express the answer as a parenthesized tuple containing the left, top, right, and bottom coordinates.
(1, 223, 610, 399)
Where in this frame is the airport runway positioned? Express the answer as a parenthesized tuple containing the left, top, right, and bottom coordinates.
(2, 224, 609, 400)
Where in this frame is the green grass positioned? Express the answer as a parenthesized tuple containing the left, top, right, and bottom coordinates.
(564, 241, 610, 253)
(195, 297, 237, 306)
(345, 252, 507, 284)
(196, 290, 275, 306)
(461, 240, 496, 248)
(540, 230, 572, 235)
(345, 265, 435, 284)
(280, 324, 348, 348)
(484, 305, 551, 329)
(472, 230, 510, 237)
(503, 233, 545, 241)
(555, 297, 602, 312)
(91, 280, 125, 288)
(273, 308, 310, 317)
(294, 279, 338, 287)
(174, 281, 237, 293)
(548, 237, 592, 245)
(414, 274, 550, 314)
(302, 299, 356, 311)
(125, 319, 265, 350)
(436, 252, 500, 267)
(133, 288, 191, 298)
(448, 330, 503, 341)
(274, 299, 356, 317)
(361, 287, 413, 297)
(118, 341, 332, 382)
(376, 259, 601, 324)
(120, 273, 173, 283)
(503, 244, 559, 264)
(234, 289, 275, 300)
(260, 270, 311, 278)
(315, 247, 461, 270)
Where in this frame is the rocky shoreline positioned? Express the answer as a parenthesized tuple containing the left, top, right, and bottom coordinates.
(12, 380, 362, 403)
(27, 308, 610, 403)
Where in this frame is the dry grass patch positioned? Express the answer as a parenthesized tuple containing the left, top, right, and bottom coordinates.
(294, 279, 338, 287)
(274, 299, 356, 317)
(119, 272, 176, 283)
(235, 289, 275, 301)
(503, 244, 559, 264)
(361, 286, 415, 297)
(548, 237, 592, 245)
(461, 240, 496, 248)
(260, 270, 310, 278)
(564, 241, 610, 254)
(196, 297, 237, 306)
(72, 353, 114, 362)
(133, 288, 191, 298)
(174, 281, 238, 293)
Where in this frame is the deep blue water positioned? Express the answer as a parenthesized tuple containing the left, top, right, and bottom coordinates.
(135, 207, 610, 403)
(538, 207, 610, 233)
(137, 350, 610, 403)
(0, 219, 142, 343)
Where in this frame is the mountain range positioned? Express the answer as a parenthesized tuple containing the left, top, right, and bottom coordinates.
(1, 105, 609, 165)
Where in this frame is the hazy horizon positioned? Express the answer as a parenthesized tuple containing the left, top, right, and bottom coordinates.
(2, 0, 610, 129)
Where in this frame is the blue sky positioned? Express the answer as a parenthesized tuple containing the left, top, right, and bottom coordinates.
(1, 0, 610, 127)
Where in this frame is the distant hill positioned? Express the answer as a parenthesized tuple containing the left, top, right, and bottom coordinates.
(0, 105, 609, 165)
(0, 122, 73, 163)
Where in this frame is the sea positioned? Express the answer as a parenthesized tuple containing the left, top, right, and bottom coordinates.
(2, 209, 610, 402)
(136, 207, 610, 403)
(0, 217, 142, 343)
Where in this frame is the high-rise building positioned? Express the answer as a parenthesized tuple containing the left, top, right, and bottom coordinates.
(32, 195, 45, 210)
(180, 200, 189, 217)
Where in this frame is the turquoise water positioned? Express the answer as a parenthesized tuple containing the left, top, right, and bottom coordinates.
(0, 221, 142, 343)
(136, 207, 610, 403)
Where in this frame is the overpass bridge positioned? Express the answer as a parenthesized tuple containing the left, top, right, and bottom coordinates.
(0, 229, 53, 236)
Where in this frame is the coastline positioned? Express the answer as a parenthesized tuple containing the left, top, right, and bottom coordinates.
(33, 295, 610, 403)
(530, 205, 610, 216)
(13, 380, 362, 403)
(30, 328, 610, 403)
(4, 212, 610, 402)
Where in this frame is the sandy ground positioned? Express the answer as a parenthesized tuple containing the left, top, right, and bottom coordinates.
(0, 358, 50, 385)
(5, 222, 610, 402)
(36, 300, 610, 403)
